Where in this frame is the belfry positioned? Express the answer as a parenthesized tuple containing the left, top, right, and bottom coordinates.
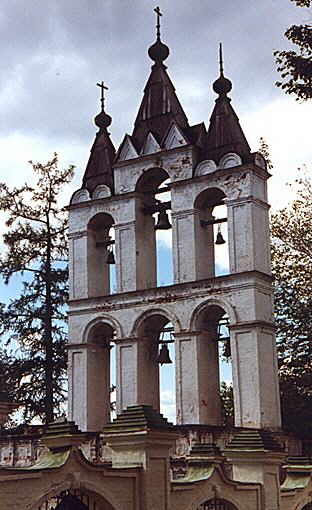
(1, 9, 312, 510)
(68, 14, 281, 433)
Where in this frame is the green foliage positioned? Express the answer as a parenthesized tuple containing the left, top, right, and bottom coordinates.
(0, 348, 23, 401)
(274, 0, 312, 100)
(0, 154, 74, 424)
(258, 137, 274, 170)
(271, 168, 312, 437)
(220, 382, 234, 426)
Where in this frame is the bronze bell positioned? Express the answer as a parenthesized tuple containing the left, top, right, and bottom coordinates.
(215, 225, 226, 245)
(157, 343, 172, 365)
(106, 249, 115, 264)
(155, 210, 171, 230)
(223, 337, 231, 358)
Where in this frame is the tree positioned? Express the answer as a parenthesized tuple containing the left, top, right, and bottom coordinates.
(0, 154, 74, 423)
(274, 0, 312, 100)
(271, 167, 312, 437)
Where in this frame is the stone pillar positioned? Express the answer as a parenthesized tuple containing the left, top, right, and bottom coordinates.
(115, 221, 137, 293)
(225, 430, 286, 510)
(115, 202, 157, 293)
(116, 337, 160, 414)
(104, 405, 180, 510)
(227, 197, 271, 275)
(68, 343, 110, 432)
(68, 231, 88, 300)
(135, 199, 157, 289)
(231, 322, 281, 429)
(172, 209, 214, 284)
(175, 331, 222, 425)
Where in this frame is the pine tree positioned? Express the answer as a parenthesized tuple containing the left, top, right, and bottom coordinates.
(271, 167, 312, 437)
(0, 154, 74, 423)
(274, 0, 312, 100)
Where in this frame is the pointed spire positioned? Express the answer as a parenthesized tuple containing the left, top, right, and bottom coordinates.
(205, 44, 250, 163)
(219, 42, 224, 75)
(131, 7, 188, 152)
(82, 82, 115, 194)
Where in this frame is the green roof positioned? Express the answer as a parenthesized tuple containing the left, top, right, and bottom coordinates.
(173, 465, 215, 484)
(2, 449, 70, 472)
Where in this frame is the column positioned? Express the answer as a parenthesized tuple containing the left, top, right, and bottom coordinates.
(68, 343, 110, 431)
(172, 209, 215, 284)
(227, 197, 271, 275)
(231, 322, 281, 429)
(175, 331, 222, 425)
(68, 230, 88, 300)
(115, 204, 157, 292)
(114, 222, 137, 293)
(116, 337, 160, 414)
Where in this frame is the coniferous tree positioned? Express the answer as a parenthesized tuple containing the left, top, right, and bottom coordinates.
(0, 154, 74, 423)
(274, 0, 312, 100)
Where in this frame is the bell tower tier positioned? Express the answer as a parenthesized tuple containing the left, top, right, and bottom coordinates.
(67, 29, 281, 432)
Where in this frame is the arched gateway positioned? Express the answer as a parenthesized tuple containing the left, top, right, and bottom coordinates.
(35, 488, 115, 510)
(197, 499, 238, 510)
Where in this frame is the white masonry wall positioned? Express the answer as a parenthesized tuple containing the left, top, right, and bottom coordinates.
(68, 147, 281, 432)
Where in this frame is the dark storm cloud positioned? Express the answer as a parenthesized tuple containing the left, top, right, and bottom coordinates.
(0, 0, 307, 150)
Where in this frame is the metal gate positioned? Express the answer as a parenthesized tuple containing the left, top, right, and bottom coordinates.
(198, 498, 238, 510)
(38, 489, 98, 510)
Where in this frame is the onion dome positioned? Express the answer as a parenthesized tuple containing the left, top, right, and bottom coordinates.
(148, 39, 170, 64)
(213, 74, 232, 96)
(94, 110, 112, 131)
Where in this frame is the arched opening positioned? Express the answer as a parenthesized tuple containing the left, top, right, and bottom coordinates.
(37, 488, 115, 510)
(217, 314, 234, 425)
(194, 188, 229, 278)
(197, 498, 239, 510)
(301, 503, 312, 510)
(87, 321, 117, 424)
(136, 168, 173, 287)
(137, 313, 176, 422)
(195, 304, 233, 425)
(87, 213, 116, 297)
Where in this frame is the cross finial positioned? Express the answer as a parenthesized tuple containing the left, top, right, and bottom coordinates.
(154, 6, 162, 40)
(96, 81, 108, 111)
(219, 43, 224, 76)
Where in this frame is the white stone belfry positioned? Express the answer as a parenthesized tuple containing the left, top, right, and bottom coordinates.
(67, 35, 281, 433)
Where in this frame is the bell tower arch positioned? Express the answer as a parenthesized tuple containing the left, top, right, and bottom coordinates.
(67, 29, 281, 431)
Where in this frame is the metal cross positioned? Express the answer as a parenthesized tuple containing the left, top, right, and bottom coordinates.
(96, 81, 108, 111)
(154, 6, 162, 40)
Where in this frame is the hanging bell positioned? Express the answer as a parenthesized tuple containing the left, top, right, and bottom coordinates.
(106, 249, 115, 264)
(223, 337, 231, 358)
(156, 343, 172, 365)
(155, 209, 172, 230)
(215, 224, 226, 245)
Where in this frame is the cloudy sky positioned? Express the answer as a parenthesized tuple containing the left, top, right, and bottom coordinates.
(0, 0, 311, 204)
